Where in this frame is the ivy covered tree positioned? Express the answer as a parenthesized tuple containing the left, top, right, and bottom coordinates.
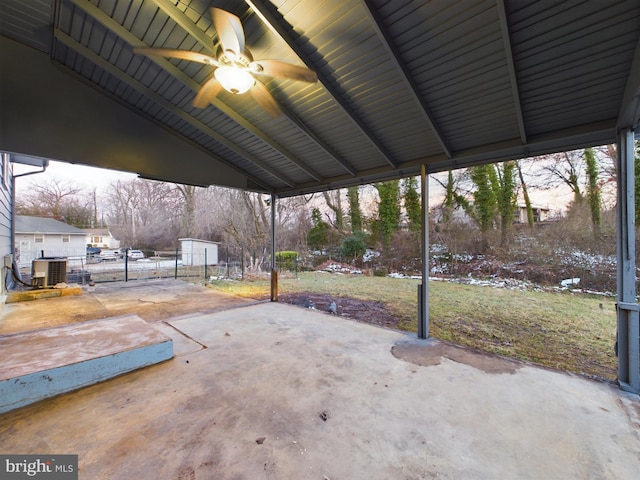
(347, 186, 363, 233)
(496, 161, 517, 246)
(375, 180, 401, 254)
(584, 148, 601, 238)
(402, 176, 421, 233)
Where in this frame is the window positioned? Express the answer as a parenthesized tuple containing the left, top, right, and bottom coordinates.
(34, 234, 44, 243)
(92, 236, 102, 244)
(62, 234, 70, 243)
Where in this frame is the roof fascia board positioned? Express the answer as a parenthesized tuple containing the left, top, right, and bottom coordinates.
(276, 121, 616, 196)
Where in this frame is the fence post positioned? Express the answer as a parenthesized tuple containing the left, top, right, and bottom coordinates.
(204, 248, 208, 283)
(241, 246, 244, 280)
(124, 248, 129, 282)
(174, 248, 178, 279)
(226, 246, 230, 278)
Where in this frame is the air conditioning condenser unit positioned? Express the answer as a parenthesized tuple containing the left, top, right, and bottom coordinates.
(31, 259, 68, 288)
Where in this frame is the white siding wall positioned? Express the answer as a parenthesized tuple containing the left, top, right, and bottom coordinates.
(16, 233, 86, 267)
(0, 155, 13, 295)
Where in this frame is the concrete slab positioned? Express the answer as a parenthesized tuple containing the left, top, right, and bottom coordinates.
(0, 279, 253, 335)
(1, 302, 638, 479)
(0, 315, 173, 413)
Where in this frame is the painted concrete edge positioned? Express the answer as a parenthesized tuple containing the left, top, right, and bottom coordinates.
(0, 340, 173, 414)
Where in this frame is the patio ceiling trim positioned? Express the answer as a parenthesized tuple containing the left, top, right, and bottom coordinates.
(617, 31, 640, 129)
(246, 0, 401, 169)
(53, 30, 292, 189)
(68, 0, 324, 183)
(150, 0, 357, 177)
(280, 120, 615, 197)
(496, 0, 527, 145)
(360, 0, 453, 159)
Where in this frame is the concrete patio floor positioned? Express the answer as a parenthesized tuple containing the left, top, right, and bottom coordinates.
(0, 280, 639, 479)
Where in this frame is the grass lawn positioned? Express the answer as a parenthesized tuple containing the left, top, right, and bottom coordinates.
(208, 272, 618, 381)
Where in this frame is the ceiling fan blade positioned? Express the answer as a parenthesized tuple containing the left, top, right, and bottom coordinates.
(212, 8, 245, 55)
(251, 60, 318, 83)
(133, 47, 218, 66)
(249, 81, 282, 118)
(193, 76, 223, 108)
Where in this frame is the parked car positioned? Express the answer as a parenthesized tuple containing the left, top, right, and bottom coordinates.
(86, 246, 101, 257)
(127, 249, 145, 260)
(99, 249, 121, 261)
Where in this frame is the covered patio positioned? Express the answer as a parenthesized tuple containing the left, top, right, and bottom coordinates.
(0, 280, 638, 479)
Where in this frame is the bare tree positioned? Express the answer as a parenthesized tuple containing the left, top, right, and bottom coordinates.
(16, 178, 91, 226)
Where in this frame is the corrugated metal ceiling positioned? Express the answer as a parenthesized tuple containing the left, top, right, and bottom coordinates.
(1, 0, 639, 196)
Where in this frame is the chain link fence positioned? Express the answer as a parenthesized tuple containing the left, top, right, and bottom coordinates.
(15, 245, 303, 286)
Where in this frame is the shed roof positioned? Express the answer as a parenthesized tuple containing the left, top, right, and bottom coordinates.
(1, 0, 639, 197)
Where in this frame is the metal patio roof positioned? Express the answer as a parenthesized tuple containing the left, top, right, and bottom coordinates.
(1, 0, 639, 197)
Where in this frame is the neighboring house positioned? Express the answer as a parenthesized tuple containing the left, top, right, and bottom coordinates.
(179, 238, 219, 266)
(514, 205, 551, 224)
(85, 228, 121, 250)
(15, 215, 87, 267)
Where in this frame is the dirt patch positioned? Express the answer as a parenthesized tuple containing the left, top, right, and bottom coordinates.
(277, 292, 403, 330)
(391, 341, 522, 375)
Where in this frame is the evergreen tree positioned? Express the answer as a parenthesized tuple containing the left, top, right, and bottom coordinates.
(307, 208, 331, 251)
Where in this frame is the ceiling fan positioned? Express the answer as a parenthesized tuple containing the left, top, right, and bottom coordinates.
(133, 7, 317, 117)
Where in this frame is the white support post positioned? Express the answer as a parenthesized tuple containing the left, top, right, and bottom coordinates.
(616, 128, 639, 394)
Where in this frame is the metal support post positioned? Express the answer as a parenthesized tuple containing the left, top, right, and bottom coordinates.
(418, 164, 430, 339)
(270, 193, 278, 302)
(616, 127, 639, 394)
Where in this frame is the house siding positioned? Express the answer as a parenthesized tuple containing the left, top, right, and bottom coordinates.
(0, 154, 13, 295)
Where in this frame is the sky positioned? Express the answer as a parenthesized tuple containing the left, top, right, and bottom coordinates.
(14, 160, 138, 196)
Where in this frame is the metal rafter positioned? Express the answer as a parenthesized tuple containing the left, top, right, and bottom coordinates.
(149, 0, 357, 177)
(617, 31, 640, 129)
(245, 0, 400, 169)
(360, 0, 452, 159)
(68, 0, 323, 183)
(496, 0, 527, 144)
(53, 29, 295, 190)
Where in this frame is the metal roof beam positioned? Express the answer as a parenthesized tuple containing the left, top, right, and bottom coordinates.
(151, 0, 217, 55)
(496, 0, 527, 144)
(360, 0, 453, 159)
(68, 0, 323, 183)
(53, 29, 294, 190)
(617, 30, 640, 129)
(245, 0, 400, 169)
(151, 0, 358, 177)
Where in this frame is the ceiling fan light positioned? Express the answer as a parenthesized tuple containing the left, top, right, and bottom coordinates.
(215, 66, 254, 94)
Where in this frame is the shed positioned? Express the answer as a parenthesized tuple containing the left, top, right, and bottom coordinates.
(179, 238, 219, 267)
